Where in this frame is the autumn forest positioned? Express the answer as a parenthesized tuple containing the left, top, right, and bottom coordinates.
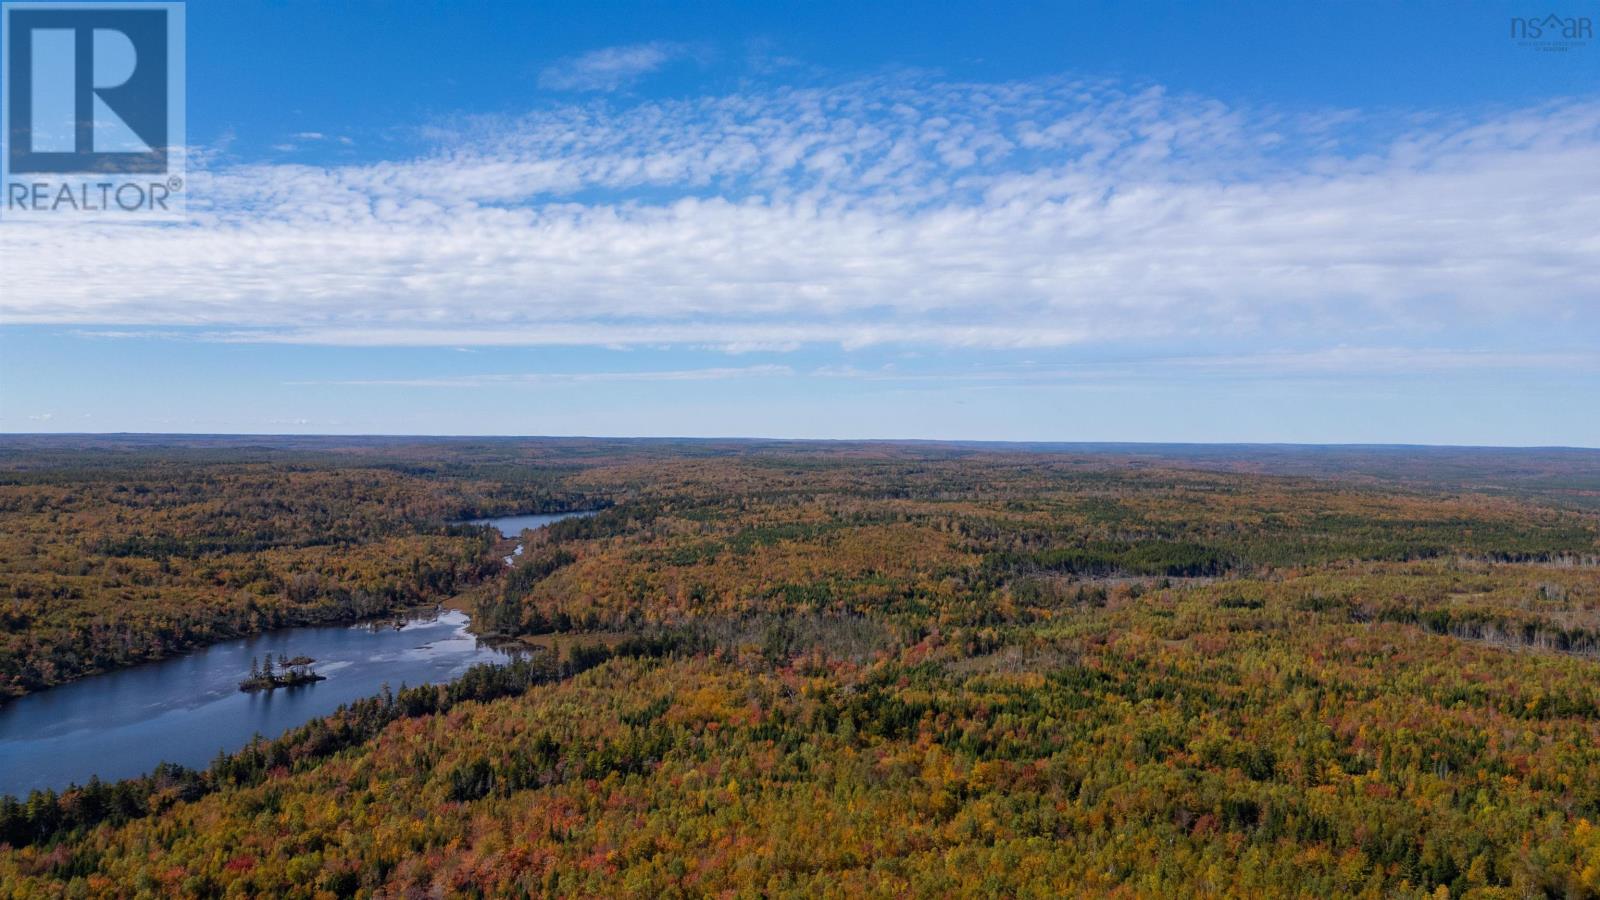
(2, 436, 1600, 897)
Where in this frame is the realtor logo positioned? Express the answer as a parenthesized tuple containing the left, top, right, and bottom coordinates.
(2, 1, 185, 219)
(1510, 13, 1592, 51)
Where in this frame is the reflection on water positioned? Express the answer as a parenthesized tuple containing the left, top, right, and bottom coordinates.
(463, 511, 594, 539)
(0, 610, 513, 796)
(0, 511, 592, 796)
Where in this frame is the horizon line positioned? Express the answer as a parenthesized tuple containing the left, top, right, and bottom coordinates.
(2, 432, 1597, 452)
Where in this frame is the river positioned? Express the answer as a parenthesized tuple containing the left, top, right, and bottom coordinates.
(0, 512, 586, 797)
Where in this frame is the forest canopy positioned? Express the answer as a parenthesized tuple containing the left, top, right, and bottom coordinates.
(2, 437, 1600, 897)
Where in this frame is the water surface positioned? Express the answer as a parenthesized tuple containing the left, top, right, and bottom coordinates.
(462, 511, 594, 538)
(462, 510, 595, 564)
(0, 511, 587, 796)
(0, 610, 514, 796)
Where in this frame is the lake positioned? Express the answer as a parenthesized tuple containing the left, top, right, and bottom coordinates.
(461, 510, 595, 563)
(0, 512, 585, 797)
(461, 511, 593, 538)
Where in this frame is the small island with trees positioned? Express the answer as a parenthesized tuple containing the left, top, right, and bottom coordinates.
(238, 653, 326, 692)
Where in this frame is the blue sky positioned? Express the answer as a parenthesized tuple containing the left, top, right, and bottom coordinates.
(2, 0, 1597, 443)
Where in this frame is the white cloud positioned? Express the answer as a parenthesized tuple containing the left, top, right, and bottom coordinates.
(2, 76, 1597, 357)
(307, 364, 794, 387)
(800, 348, 1600, 387)
(1161, 348, 1600, 375)
(537, 42, 690, 92)
(281, 350, 1597, 397)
